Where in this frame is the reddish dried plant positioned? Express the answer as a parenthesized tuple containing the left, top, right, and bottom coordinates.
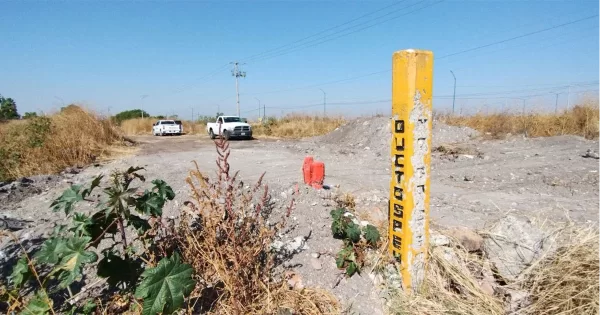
(178, 135, 338, 314)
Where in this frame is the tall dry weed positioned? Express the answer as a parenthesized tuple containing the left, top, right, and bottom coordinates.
(0, 105, 123, 181)
(440, 101, 599, 139)
(177, 136, 339, 314)
(251, 114, 344, 138)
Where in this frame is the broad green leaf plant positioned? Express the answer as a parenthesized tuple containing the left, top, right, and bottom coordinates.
(7, 167, 195, 314)
(330, 208, 381, 277)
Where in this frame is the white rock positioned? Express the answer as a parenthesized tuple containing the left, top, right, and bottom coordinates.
(484, 216, 557, 282)
(430, 233, 451, 247)
(310, 258, 322, 270)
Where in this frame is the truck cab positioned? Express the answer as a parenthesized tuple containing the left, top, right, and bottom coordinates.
(206, 116, 252, 140)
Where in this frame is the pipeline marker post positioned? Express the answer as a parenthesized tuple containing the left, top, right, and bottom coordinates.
(389, 49, 433, 293)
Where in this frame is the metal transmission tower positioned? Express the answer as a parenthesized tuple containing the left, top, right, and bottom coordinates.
(231, 62, 246, 117)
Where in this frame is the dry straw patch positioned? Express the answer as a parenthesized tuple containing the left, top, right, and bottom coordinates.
(517, 227, 599, 315)
(0, 105, 123, 181)
(439, 102, 599, 139)
(251, 114, 345, 138)
(389, 243, 505, 315)
(177, 136, 339, 314)
(389, 225, 599, 315)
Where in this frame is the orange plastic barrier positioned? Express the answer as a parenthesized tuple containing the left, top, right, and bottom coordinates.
(302, 156, 314, 184)
(310, 161, 325, 189)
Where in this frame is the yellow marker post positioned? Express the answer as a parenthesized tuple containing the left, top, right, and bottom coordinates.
(389, 49, 433, 293)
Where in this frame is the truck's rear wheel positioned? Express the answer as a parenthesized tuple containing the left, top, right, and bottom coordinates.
(209, 129, 215, 139)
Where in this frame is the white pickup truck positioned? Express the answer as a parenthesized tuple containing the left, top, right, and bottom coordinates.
(152, 120, 183, 136)
(206, 116, 252, 140)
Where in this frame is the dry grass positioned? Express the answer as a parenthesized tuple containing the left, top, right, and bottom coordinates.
(389, 241, 505, 315)
(517, 227, 599, 315)
(439, 101, 599, 139)
(177, 136, 339, 314)
(0, 105, 123, 181)
(119, 118, 206, 136)
(388, 225, 599, 315)
(251, 114, 345, 138)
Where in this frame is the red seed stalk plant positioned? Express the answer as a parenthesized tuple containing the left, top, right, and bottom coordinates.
(178, 133, 339, 314)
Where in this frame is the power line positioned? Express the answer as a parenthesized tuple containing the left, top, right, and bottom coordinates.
(445, 25, 599, 71)
(169, 63, 230, 94)
(242, 70, 389, 96)
(239, 0, 410, 63)
(434, 81, 598, 98)
(247, 1, 444, 64)
(436, 14, 598, 60)
(242, 14, 598, 97)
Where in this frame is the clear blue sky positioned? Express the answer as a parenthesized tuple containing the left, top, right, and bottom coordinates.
(1, 0, 598, 119)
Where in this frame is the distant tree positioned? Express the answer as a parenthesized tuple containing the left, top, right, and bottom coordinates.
(114, 109, 150, 123)
(0, 95, 20, 120)
(155, 115, 165, 119)
(22, 112, 38, 119)
(216, 112, 224, 119)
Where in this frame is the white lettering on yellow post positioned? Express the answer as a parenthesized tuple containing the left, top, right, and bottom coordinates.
(389, 49, 433, 293)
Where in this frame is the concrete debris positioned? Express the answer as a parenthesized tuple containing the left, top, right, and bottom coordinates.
(445, 227, 484, 252)
(0, 216, 33, 231)
(430, 231, 451, 247)
(286, 273, 304, 289)
(506, 289, 531, 313)
(582, 149, 599, 159)
(272, 235, 308, 256)
(483, 215, 557, 282)
(433, 246, 459, 265)
(310, 257, 322, 270)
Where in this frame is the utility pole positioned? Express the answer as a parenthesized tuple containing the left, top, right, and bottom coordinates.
(140, 95, 148, 118)
(255, 98, 261, 119)
(550, 92, 560, 114)
(230, 61, 247, 117)
(319, 88, 327, 115)
(567, 85, 571, 110)
(263, 104, 266, 121)
(450, 70, 456, 114)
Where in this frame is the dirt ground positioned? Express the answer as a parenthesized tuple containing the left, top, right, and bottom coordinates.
(1, 119, 598, 314)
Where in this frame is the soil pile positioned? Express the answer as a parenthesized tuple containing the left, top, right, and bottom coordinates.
(314, 116, 480, 157)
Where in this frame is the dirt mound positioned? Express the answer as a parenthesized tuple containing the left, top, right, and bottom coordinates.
(314, 116, 479, 157)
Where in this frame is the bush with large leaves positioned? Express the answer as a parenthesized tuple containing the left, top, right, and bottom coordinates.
(6, 167, 195, 314)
